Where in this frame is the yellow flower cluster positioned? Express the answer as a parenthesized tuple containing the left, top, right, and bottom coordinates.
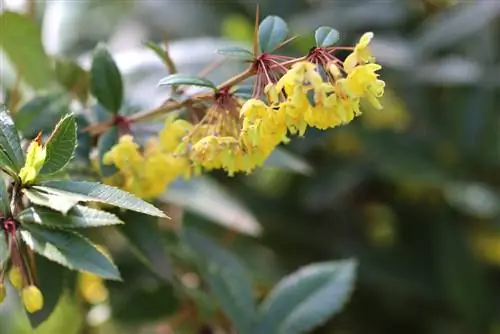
(103, 33, 385, 199)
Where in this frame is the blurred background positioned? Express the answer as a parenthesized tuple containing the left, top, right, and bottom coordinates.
(1, 0, 500, 333)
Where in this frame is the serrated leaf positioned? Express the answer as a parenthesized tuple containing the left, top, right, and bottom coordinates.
(158, 74, 216, 90)
(0, 104, 24, 170)
(182, 227, 256, 334)
(90, 43, 123, 113)
(216, 46, 254, 60)
(118, 211, 172, 281)
(15, 92, 70, 139)
(0, 230, 8, 267)
(258, 16, 288, 53)
(256, 260, 357, 334)
(0, 177, 9, 214)
(0, 11, 54, 89)
(23, 188, 79, 215)
(20, 223, 121, 280)
(315, 26, 340, 48)
(97, 126, 119, 177)
(35, 181, 167, 218)
(18, 205, 124, 229)
(41, 114, 77, 175)
(54, 58, 89, 104)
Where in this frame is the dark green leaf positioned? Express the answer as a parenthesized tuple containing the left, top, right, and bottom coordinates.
(0, 104, 24, 170)
(97, 126, 119, 177)
(0, 177, 9, 214)
(15, 92, 70, 139)
(315, 26, 340, 47)
(18, 205, 124, 229)
(182, 227, 256, 334)
(264, 148, 313, 175)
(0, 147, 17, 176)
(90, 43, 123, 113)
(0, 11, 54, 89)
(158, 74, 216, 90)
(27, 255, 66, 328)
(216, 46, 254, 60)
(35, 181, 167, 218)
(256, 260, 357, 334)
(258, 16, 288, 53)
(54, 58, 89, 104)
(41, 114, 77, 175)
(23, 188, 79, 215)
(74, 115, 92, 163)
(0, 230, 8, 267)
(118, 211, 172, 281)
(20, 224, 121, 280)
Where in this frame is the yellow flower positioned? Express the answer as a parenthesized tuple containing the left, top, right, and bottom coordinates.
(19, 135, 47, 185)
(276, 61, 323, 95)
(22, 285, 44, 313)
(344, 32, 375, 72)
(346, 63, 385, 110)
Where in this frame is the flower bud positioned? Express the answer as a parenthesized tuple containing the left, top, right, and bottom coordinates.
(8, 267, 23, 290)
(0, 283, 6, 304)
(19, 133, 47, 185)
(22, 285, 44, 313)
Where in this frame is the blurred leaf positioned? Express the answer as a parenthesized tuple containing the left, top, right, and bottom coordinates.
(74, 115, 92, 163)
(35, 292, 83, 334)
(20, 224, 121, 280)
(118, 211, 172, 281)
(314, 26, 340, 47)
(258, 15, 288, 53)
(256, 260, 357, 334)
(158, 74, 216, 89)
(40, 114, 77, 175)
(264, 147, 313, 175)
(35, 181, 167, 218)
(0, 176, 9, 214)
(444, 182, 500, 219)
(15, 93, 70, 139)
(18, 205, 124, 229)
(27, 255, 65, 329)
(216, 46, 254, 60)
(97, 126, 119, 177)
(90, 43, 123, 113)
(160, 177, 261, 236)
(54, 58, 89, 104)
(0, 11, 54, 89)
(182, 227, 256, 334)
(0, 104, 24, 171)
(144, 41, 173, 70)
(0, 230, 8, 267)
(23, 188, 79, 215)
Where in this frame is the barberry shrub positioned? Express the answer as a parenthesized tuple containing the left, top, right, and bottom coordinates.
(1, 9, 383, 334)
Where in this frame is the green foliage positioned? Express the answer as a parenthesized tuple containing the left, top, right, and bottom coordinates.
(0, 105, 24, 172)
(54, 59, 89, 104)
(40, 114, 77, 175)
(0, 230, 8, 266)
(216, 46, 254, 60)
(90, 43, 124, 113)
(97, 126, 119, 177)
(0, 176, 9, 213)
(314, 27, 340, 48)
(158, 74, 217, 90)
(0, 11, 54, 89)
(258, 15, 288, 53)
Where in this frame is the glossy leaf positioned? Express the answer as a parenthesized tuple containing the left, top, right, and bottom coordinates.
(216, 46, 254, 60)
(97, 126, 119, 177)
(315, 26, 340, 47)
(18, 205, 124, 229)
(41, 114, 77, 175)
(20, 224, 121, 280)
(158, 74, 216, 90)
(258, 15, 288, 53)
(118, 211, 172, 281)
(0, 176, 9, 214)
(182, 227, 256, 334)
(35, 181, 167, 218)
(90, 43, 123, 113)
(0, 11, 54, 89)
(23, 188, 79, 215)
(0, 104, 24, 170)
(256, 260, 357, 334)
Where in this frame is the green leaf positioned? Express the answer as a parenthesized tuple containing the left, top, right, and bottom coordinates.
(74, 115, 92, 163)
(256, 259, 357, 334)
(15, 92, 70, 139)
(0, 11, 54, 89)
(158, 74, 216, 90)
(97, 126, 119, 177)
(144, 41, 172, 69)
(258, 16, 288, 53)
(23, 188, 80, 215)
(0, 147, 17, 176)
(35, 180, 167, 218)
(182, 227, 256, 334)
(40, 114, 77, 175)
(264, 147, 313, 175)
(54, 58, 89, 104)
(18, 205, 124, 229)
(20, 223, 121, 280)
(315, 26, 340, 48)
(216, 46, 254, 60)
(36, 292, 83, 334)
(0, 230, 8, 267)
(0, 104, 24, 170)
(90, 43, 123, 113)
(118, 211, 172, 281)
(0, 177, 9, 214)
